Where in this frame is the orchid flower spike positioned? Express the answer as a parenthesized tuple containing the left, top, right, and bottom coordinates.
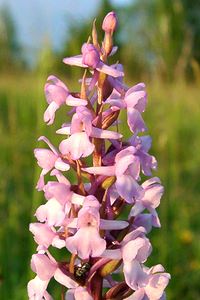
(29, 10, 170, 300)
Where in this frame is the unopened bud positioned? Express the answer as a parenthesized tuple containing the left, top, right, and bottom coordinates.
(81, 43, 100, 69)
(105, 282, 132, 299)
(102, 11, 118, 34)
(99, 259, 121, 277)
(101, 176, 116, 189)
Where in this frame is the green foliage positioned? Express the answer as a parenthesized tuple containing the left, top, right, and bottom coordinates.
(0, 5, 25, 71)
(117, 0, 192, 81)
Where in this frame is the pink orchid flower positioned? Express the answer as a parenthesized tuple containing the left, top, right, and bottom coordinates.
(65, 196, 128, 259)
(63, 43, 124, 78)
(71, 106, 122, 139)
(102, 227, 152, 289)
(65, 286, 93, 300)
(28, 253, 78, 299)
(29, 223, 65, 249)
(133, 213, 161, 234)
(34, 136, 70, 190)
(129, 177, 164, 218)
(124, 264, 171, 300)
(83, 146, 144, 203)
(44, 75, 87, 125)
(65, 196, 106, 259)
(106, 83, 147, 133)
(59, 132, 95, 161)
(129, 135, 157, 176)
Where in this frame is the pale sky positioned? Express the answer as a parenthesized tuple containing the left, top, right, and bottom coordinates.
(0, 0, 132, 63)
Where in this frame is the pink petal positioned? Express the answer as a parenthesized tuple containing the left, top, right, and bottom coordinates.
(71, 193, 85, 205)
(44, 181, 69, 201)
(34, 149, 57, 173)
(115, 154, 135, 177)
(124, 289, 145, 300)
(145, 272, 171, 300)
(96, 61, 124, 77)
(101, 248, 121, 260)
(140, 135, 152, 152)
(66, 94, 87, 106)
(55, 157, 70, 171)
(65, 289, 75, 300)
(115, 146, 136, 160)
(56, 125, 71, 135)
(54, 268, 78, 289)
(83, 166, 115, 176)
(125, 89, 147, 112)
(125, 83, 145, 97)
(88, 70, 99, 91)
(45, 84, 67, 106)
(149, 264, 165, 274)
(124, 259, 147, 290)
(142, 181, 164, 209)
(63, 55, 87, 67)
(65, 227, 106, 259)
(50, 169, 71, 185)
(36, 174, 45, 191)
(51, 236, 66, 249)
(70, 113, 83, 134)
(90, 127, 122, 139)
(44, 291, 53, 300)
(122, 238, 146, 262)
(74, 286, 93, 300)
(65, 218, 78, 228)
(83, 195, 100, 208)
(109, 46, 118, 56)
(115, 175, 144, 203)
(78, 206, 100, 228)
(122, 227, 146, 245)
(31, 254, 56, 281)
(124, 237, 152, 263)
(151, 209, 161, 228)
(127, 108, 147, 133)
(35, 199, 65, 227)
(38, 136, 59, 154)
(47, 75, 68, 90)
(108, 76, 128, 94)
(44, 101, 59, 125)
(127, 156, 141, 180)
(109, 186, 119, 205)
(27, 276, 49, 300)
(105, 98, 124, 109)
(129, 201, 145, 217)
(29, 223, 56, 248)
(133, 214, 154, 233)
(100, 219, 129, 230)
(141, 177, 161, 189)
(59, 132, 94, 160)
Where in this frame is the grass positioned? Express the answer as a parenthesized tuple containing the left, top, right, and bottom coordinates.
(0, 72, 200, 299)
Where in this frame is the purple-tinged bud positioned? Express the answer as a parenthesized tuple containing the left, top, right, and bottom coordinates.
(102, 11, 118, 34)
(81, 43, 100, 69)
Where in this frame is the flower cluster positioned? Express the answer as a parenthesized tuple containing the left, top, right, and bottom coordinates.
(28, 11, 170, 300)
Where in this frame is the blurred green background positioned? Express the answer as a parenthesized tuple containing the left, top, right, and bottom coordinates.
(0, 0, 200, 299)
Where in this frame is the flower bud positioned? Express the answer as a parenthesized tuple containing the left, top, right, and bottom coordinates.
(99, 259, 121, 277)
(102, 11, 118, 34)
(81, 43, 100, 69)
